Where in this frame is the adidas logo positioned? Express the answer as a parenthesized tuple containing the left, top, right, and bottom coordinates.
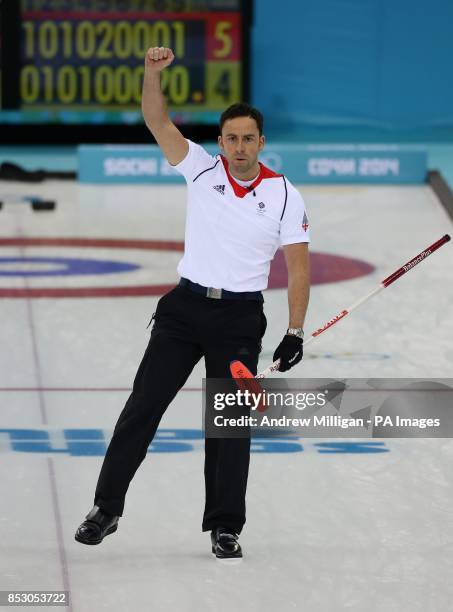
(213, 184, 225, 195)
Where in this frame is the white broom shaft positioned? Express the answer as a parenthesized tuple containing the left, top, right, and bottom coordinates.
(256, 234, 451, 379)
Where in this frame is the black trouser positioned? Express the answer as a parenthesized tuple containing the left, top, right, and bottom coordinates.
(94, 284, 266, 534)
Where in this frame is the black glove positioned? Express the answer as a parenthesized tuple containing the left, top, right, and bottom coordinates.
(272, 334, 304, 372)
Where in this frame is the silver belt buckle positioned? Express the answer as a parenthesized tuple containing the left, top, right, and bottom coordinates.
(206, 286, 222, 299)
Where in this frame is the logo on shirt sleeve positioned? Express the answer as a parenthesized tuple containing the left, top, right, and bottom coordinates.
(213, 184, 225, 195)
(302, 211, 309, 232)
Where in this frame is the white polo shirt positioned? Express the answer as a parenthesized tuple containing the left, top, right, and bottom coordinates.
(173, 139, 310, 292)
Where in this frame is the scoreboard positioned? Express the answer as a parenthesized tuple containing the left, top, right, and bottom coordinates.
(0, 0, 250, 135)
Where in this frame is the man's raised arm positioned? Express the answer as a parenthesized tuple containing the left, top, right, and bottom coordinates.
(141, 47, 189, 166)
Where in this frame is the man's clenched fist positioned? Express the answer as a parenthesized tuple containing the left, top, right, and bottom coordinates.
(145, 47, 175, 72)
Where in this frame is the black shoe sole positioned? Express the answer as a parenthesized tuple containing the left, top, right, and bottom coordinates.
(75, 523, 118, 545)
(211, 545, 243, 560)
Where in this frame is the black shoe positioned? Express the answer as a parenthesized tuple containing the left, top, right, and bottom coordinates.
(75, 505, 119, 545)
(211, 527, 243, 560)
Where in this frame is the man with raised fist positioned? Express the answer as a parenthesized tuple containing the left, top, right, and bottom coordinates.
(75, 47, 310, 560)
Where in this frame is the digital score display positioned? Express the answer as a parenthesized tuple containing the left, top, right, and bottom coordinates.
(1, 0, 249, 126)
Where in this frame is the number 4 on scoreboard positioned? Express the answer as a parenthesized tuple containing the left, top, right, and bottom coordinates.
(206, 62, 240, 107)
(215, 70, 231, 101)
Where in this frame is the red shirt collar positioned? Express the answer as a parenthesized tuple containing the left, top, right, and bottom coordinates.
(220, 155, 282, 198)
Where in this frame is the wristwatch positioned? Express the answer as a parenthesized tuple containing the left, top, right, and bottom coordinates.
(286, 327, 304, 339)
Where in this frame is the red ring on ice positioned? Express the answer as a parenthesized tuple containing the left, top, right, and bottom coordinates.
(0, 237, 375, 298)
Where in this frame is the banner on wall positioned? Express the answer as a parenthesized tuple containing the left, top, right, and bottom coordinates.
(78, 143, 427, 184)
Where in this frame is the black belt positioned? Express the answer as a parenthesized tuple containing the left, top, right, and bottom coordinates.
(179, 278, 263, 301)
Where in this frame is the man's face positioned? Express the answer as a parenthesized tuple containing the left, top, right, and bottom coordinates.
(218, 116, 265, 177)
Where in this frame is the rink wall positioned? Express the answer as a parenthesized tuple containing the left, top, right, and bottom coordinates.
(78, 144, 427, 184)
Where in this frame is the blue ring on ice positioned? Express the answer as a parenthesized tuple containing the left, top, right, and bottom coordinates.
(0, 256, 140, 277)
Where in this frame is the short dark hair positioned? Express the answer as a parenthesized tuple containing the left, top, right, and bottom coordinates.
(219, 103, 264, 135)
